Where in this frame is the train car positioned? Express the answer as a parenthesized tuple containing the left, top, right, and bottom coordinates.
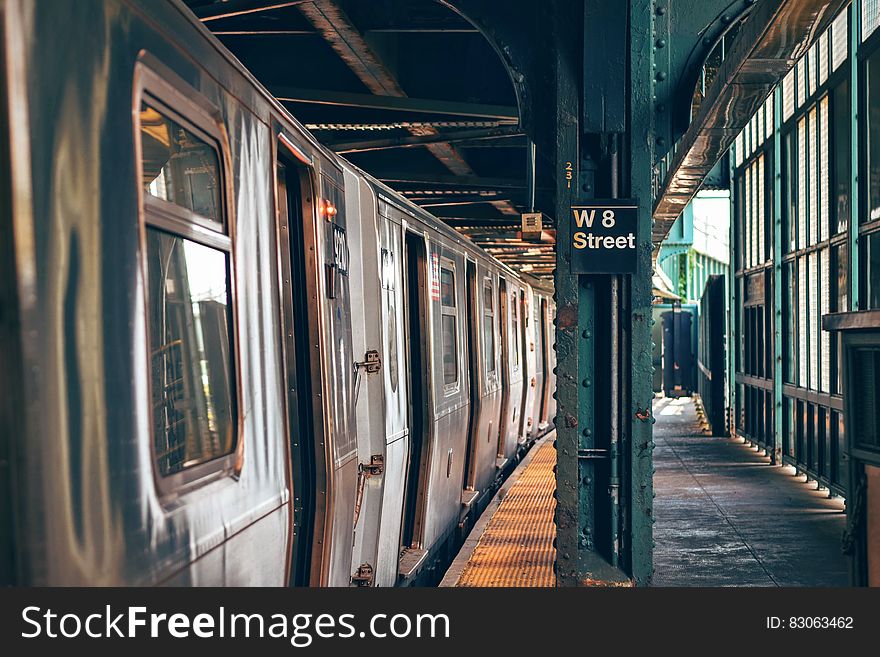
(0, 0, 555, 587)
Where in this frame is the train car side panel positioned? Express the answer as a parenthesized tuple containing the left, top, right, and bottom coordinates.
(531, 290, 546, 435)
(422, 238, 470, 549)
(498, 278, 525, 463)
(466, 265, 503, 497)
(314, 173, 359, 586)
(344, 166, 388, 585)
(520, 284, 538, 440)
(5, 0, 291, 584)
(375, 202, 409, 586)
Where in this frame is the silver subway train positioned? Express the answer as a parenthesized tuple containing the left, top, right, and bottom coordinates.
(0, 0, 556, 586)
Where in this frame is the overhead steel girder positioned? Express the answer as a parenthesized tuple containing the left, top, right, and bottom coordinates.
(194, 0, 308, 22)
(652, 0, 848, 243)
(439, 0, 559, 156)
(297, 0, 521, 216)
(273, 86, 518, 120)
(327, 126, 523, 154)
(652, 0, 758, 151)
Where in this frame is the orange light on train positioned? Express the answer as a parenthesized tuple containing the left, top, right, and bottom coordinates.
(319, 198, 337, 219)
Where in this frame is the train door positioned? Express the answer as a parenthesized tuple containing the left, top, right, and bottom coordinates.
(275, 154, 320, 586)
(277, 144, 358, 587)
(545, 299, 558, 422)
(344, 169, 386, 586)
(401, 231, 431, 564)
(314, 170, 360, 587)
(538, 297, 551, 429)
(463, 259, 480, 494)
(530, 292, 544, 435)
(519, 287, 537, 440)
(497, 278, 510, 462)
(375, 207, 409, 586)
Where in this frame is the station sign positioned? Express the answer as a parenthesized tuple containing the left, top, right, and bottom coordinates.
(568, 200, 639, 274)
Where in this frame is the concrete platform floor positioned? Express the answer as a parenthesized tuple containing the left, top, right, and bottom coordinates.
(652, 396, 849, 587)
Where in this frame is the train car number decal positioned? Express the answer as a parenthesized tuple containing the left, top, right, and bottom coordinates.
(332, 225, 349, 275)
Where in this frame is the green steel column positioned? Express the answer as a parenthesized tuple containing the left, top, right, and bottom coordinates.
(555, 0, 653, 586)
(577, 272, 597, 574)
(851, 1, 861, 311)
(553, 0, 583, 587)
(728, 144, 736, 436)
(629, 0, 654, 585)
(773, 87, 783, 465)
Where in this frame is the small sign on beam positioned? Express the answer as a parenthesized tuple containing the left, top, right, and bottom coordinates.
(568, 200, 639, 274)
(521, 211, 544, 240)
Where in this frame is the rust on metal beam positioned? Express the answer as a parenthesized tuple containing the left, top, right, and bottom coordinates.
(652, 0, 848, 245)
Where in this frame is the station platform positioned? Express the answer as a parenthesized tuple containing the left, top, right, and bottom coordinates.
(653, 396, 849, 586)
(440, 434, 557, 587)
(442, 396, 850, 587)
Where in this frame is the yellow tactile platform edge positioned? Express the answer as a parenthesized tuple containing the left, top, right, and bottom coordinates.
(456, 440, 557, 587)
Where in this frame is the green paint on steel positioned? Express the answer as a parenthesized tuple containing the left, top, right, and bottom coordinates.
(850, 2, 860, 311)
(650, 0, 754, 157)
(577, 277, 596, 571)
(553, 0, 654, 586)
(728, 141, 736, 437)
(552, 0, 581, 586)
(772, 86, 783, 465)
(630, 0, 654, 586)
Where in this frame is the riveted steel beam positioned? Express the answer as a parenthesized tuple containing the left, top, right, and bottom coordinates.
(629, 1, 656, 585)
(417, 198, 513, 208)
(378, 173, 528, 188)
(552, 0, 585, 587)
(298, 0, 521, 216)
(194, 0, 308, 22)
(274, 87, 519, 120)
(328, 126, 523, 154)
(306, 121, 514, 131)
(651, 0, 757, 154)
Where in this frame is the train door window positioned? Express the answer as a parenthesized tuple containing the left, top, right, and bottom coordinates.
(483, 279, 495, 374)
(440, 263, 459, 387)
(511, 290, 520, 369)
(533, 297, 542, 367)
(498, 279, 509, 374)
(141, 106, 222, 229)
(137, 85, 238, 490)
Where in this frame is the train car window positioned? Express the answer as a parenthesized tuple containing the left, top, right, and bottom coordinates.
(511, 290, 520, 368)
(483, 280, 495, 373)
(533, 296, 541, 361)
(440, 264, 459, 386)
(138, 97, 237, 483)
(140, 103, 223, 231)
